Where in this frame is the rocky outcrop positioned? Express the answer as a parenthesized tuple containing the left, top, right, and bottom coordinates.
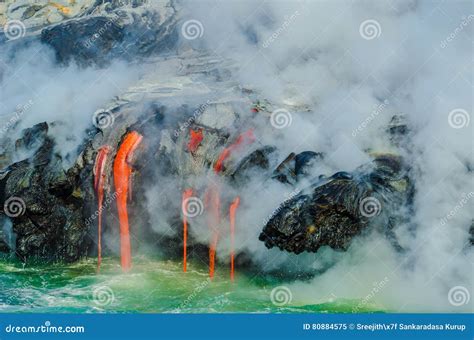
(0, 0, 421, 265)
(2, 0, 179, 66)
(0, 123, 90, 261)
(259, 154, 414, 254)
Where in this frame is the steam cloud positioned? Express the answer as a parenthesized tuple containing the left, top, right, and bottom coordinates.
(0, 0, 472, 312)
(177, 0, 473, 312)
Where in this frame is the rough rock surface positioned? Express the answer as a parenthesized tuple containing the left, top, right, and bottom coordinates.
(2, 0, 179, 65)
(1, 123, 89, 261)
(0, 0, 419, 264)
(259, 154, 414, 254)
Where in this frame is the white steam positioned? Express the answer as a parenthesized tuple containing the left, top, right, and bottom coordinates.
(0, 43, 140, 164)
(0, 0, 471, 313)
(176, 0, 473, 312)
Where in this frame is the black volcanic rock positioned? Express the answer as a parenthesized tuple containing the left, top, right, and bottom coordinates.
(41, 16, 126, 67)
(40, 3, 178, 66)
(0, 123, 90, 262)
(260, 155, 413, 254)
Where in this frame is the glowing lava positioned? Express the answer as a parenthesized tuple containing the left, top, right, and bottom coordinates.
(187, 129, 204, 153)
(202, 129, 254, 279)
(113, 131, 143, 272)
(182, 188, 193, 272)
(213, 129, 255, 173)
(229, 196, 240, 281)
(93, 145, 111, 272)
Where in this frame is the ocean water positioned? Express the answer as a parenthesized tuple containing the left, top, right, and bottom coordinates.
(0, 256, 379, 313)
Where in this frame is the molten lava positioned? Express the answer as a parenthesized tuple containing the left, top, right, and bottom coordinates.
(229, 196, 240, 281)
(187, 129, 204, 153)
(213, 129, 255, 173)
(93, 145, 111, 272)
(113, 131, 143, 272)
(182, 188, 193, 272)
(201, 129, 254, 279)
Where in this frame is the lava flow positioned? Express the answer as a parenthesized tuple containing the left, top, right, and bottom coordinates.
(202, 130, 254, 279)
(187, 128, 204, 153)
(93, 145, 111, 272)
(182, 188, 193, 272)
(229, 196, 240, 281)
(213, 129, 255, 173)
(113, 131, 143, 272)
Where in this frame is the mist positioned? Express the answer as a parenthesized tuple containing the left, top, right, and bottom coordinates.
(0, 0, 472, 313)
(0, 42, 141, 165)
(175, 0, 473, 312)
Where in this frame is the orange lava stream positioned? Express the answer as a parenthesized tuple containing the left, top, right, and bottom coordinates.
(213, 129, 255, 173)
(229, 196, 240, 281)
(182, 188, 193, 272)
(113, 131, 143, 272)
(202, 129, 254, 279)
(187, 129, 204, 153)
(93, 145, 111, 272)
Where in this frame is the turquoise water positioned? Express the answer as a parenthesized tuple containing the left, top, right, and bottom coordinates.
(0, 256, 377, 313)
